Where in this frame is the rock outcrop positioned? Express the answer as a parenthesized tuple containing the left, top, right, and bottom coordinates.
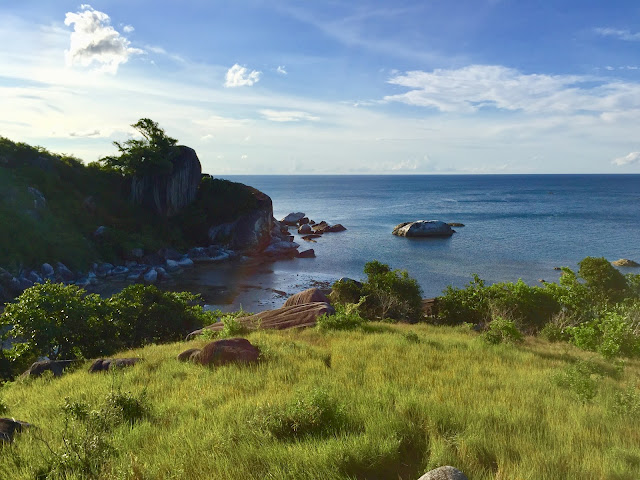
(178, 338, 260, 366)
(188, 302, 334, 339)
(208, 189, 273, 253)
(0, 418, 31, 443)
(392, 220, 454, 237)
(88, 358, 143, 373)
(612, 258, 639, 267)
(283, 288, 329, 307)
(21, 360, 76, 378)
(417, 466, 468, 480)
(130, 146, 201, 217)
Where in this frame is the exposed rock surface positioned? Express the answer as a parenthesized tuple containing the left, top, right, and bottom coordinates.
(298, 224, 312, 234)
(417, 466, 468, 480)
(281, 212, 306, 226)
(178, 338, 260, 366)
(393, 220, 454, 237)
(447, 222, 465, 227)
(88, 358, 143, 373)
(188, 302, 334, 339)
(21, 360, 77, 378)
(612, 258, 639, 267)
(0, 418, 31, 443)
(130, 145, 201, 217)
(297, 249, 315, 258)
(208, 189, 273, 253)
(283, 288, 329, 307)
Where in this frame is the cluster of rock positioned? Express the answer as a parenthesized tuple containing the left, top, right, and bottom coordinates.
(280, 212, 346, 244)
(392, 220, 455, 238)
(612, 258, 639, 267)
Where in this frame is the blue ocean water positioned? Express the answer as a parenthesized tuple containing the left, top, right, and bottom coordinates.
(218, 175, 640, 298)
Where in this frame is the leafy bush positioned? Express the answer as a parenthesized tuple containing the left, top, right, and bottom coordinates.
(482, 317, 524, 345)
(553, 360, 600, 403)
(578, 256, 628, 304)
(216, 315, 250, 338)
(328, 278, 363, 305)
(317, 303, 365, 331)
(107, 284, 204, 348)
(613, 384, 640, 416)
(567, 310, 640, 359)
(253, 388, 349, 440)
(0, 281, 111, 364)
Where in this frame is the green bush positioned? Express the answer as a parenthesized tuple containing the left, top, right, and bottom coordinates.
(567, 309, 640, 359)
(328, 278, 363, 305)
(317, 303, 365, 332)
(482, 317, 524, 345)
(0, 281, 111, 364)
(107, 284, 204, 348)
(553, 360, 600, 403)
(578, 256, 628, 304)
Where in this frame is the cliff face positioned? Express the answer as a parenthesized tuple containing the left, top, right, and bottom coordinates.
(207, 189, 273, 253)
(130, 146, 201, 217)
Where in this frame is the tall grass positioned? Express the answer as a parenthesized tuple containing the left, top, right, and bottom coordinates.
(1, 324, 639, 479)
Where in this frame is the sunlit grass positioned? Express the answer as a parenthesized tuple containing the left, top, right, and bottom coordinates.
(1, 324, 639, 479)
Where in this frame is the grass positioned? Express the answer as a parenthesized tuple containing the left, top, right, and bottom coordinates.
(1, 324, 639, 479)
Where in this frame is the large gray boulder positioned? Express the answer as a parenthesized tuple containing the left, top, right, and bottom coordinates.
(130, 145, 201, 217)
(392, 220, 454, 237)
(281, 212, 306, 226)
(417, 466, 468, 480)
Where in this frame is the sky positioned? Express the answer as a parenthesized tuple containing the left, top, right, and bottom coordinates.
(1, 0, 640, 174)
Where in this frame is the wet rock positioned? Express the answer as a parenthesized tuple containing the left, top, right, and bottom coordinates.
(447, 222, 465, 227)
(143, 268, 158, 283)
(41, 263, 55, 277)
(55, 262, 75, 281)
(281, 212, 306, 226)
(112, 266, 130, 276)
(263, 240, 299, 258)
(297, 249, 316, 258)
(176, 257, 194, 268)
(301, 234, 321, 242)
(612, 258, 639, 267)
(417, 466, 468, 480)
(298, 224, 312, 234)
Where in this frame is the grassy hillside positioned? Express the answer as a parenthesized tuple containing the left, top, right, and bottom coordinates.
(2, 324, 639, 479)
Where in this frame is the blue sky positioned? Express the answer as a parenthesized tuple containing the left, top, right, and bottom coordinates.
(1, 0, 640, 173)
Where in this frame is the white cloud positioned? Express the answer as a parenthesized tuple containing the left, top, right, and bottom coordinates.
(276, 65, 287, 75)
(64, 5, 142, 74)
(384, 65, 640, 114)
(612, 151, 640, 166)
(201, 134, 214, 141)
(595, 27, 640, 41)
(68, 129, 101, 137)
(260, 109, 318, 122)
(122, 25, 134, 33)
(224, 64, 261, 87)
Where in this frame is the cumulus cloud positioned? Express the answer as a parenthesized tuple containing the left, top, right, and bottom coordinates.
(595, 27, 640, 41)
(68, 129, 101, 137)
(612, 151, 640, 166)
(384, 65, 640, 114)
(260, 109, 318, 122)
(64, 5, 142, 74)
(276, 65, 287, 75)
(122, 25, 134, 33)
(224, 64, 261, 87)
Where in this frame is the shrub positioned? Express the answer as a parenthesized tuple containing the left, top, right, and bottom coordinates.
(216, 315, 249, 338)
(553, 360, 600, 403)
(437, 274, 490, 326)
(253, 388, 349, 440)
(0, 281, 111, 364)
(482, 317, 524, 345)
(329, 278, 363, 305)
(107, 284, 204, 348)
(317, 303, 365, 331)
(567, 309, 640, 359)
(578, 256, 628, 304)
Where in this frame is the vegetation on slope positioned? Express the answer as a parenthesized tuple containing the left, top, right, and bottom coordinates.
(1, 325, 639, 479)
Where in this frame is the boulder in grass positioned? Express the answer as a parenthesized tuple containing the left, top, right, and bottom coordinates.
(392, 220, 454, 237)
(178, 338, 260, 367)
(281, 212, 306, 226)
(188, 302, 334, 339)
(417, 466, 468, 480)
(22, 360, 76, 378)
(88, 358, 143, 373)
(612, 258, 639, 267)
(283, 288, 329, 307)
(0, 418, 32, 443)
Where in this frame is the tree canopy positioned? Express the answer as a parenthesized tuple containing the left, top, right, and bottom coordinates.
(99, 118, 179, 176)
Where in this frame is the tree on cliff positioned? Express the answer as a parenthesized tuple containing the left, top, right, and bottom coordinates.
(100, 118, 179, 176)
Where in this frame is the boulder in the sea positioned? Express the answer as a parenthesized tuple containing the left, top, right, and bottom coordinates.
(143, 268, 158, 283)
(281, 212, 306, 226)
(297, 249, 316, 258)
(311, 221, 329, 234)
(417, 466, 468, 480)
(447, 222, 465, 227)
(263, 240, 299, 258)
(392, 220, 454, 237)
(301, 234, 321, 242)
(326, 223, 346, 233)
(612, 258, 639, 267)
(179, 338, 260, 367)
(298, 224, 312, 234)
(88, 358, 143, 373)
(283, 288, 329, 307)
(188, 302, 334, 339)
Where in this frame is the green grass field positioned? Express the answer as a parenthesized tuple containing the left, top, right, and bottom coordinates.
(1, 324, 639, 480)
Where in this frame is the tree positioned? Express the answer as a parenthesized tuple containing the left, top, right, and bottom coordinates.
(99, 118, 178, 176)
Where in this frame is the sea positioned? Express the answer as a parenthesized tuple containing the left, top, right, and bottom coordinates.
(179, 175, 640, 311)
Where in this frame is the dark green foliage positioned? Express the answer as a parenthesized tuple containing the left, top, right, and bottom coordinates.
(107, 284, 204, 348)
(99, 118, 178, 176)
(578, 256, 628, 303)
(554, 360, 600, 403)
(0, 282, 112, 364)
(253, 388, 349, 440)
(482, 317, 524, 345)
(437, 274, 490, 326)
(328, 278, 362, 305)
(566, 309, 640, 359)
